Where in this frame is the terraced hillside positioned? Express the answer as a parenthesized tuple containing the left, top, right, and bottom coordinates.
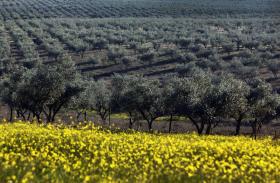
(1, 18, 280, 88)
(0, 0, 279, 89)
(0, 0, 279, 20)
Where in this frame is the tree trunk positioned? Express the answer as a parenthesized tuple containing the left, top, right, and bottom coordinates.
(189, 116, 204, 135)
(197, 127, 204, 135)
(237, 43, 240, 51)
(16, 110, 20, 118)
(27, 112, 31, 121)
(108, 108, 111, 126)
(47, 115, 52, 123)
(84, 111, 87, 121)
(101, 114, 106, 123)
(44, 108, 52, 123)
(251, 120, 257, 140)
(20, 112, 26, 121)
(257, 123, 262, 135)
(205, 122, 212, 135)
(99, 109, 108, 123)
(9, 107, 13, 122)
(129, 117, 133, 129)
(148, 121, 153, 132)
(168, 114, 173, 133)
(35, 114, 41, 123)
(128, 112, 133, 129)
(235, 118, 242, 135)
(137, 121, 141, 131)
(76, 112, 81, 121)
(51, 114, 56, 122)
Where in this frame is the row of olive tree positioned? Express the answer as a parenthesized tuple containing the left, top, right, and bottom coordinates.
(1, 55, 279, 137)
(72, 70, 280, 137)
(108, 72, 280, 137)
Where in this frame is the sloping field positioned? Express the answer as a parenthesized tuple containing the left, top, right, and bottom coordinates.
(0, 0, 279, 20)
(1, 18, 280, 87)
(0, 0, 279, 86)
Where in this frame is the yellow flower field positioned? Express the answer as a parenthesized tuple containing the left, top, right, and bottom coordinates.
(0, 122, 279, 182)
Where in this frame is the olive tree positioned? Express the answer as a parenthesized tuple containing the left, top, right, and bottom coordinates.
(70, 80, 95, 121)
(162, 77, 181, 133)
(246, 79, 280, 139)
(172, 70, 214, 134)
(91, 80, 112, 123)
(173, 70, 249, 135)
(0, 65, 26, 121)
(70, 79, 111, 123)
(214, 75, 250, 135)
(222, 42, 235, 55)
(267, 60, 280, 78)
(133, 77, 165, 131)
(112, 74, 164, 131)
(111, 74, 141, 128)
(15, 56, 83, 122)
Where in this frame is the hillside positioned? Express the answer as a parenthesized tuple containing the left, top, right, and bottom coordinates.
(1, 17, 280, 89)
(1, 0, 280, 85)
(0, 0, 279, 20)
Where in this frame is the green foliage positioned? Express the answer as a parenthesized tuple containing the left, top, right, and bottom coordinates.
(0, 0, 279, 21)
(1, 56, 83, 122)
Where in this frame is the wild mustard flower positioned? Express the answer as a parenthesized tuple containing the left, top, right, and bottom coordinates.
(0, 122, 279, 182)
